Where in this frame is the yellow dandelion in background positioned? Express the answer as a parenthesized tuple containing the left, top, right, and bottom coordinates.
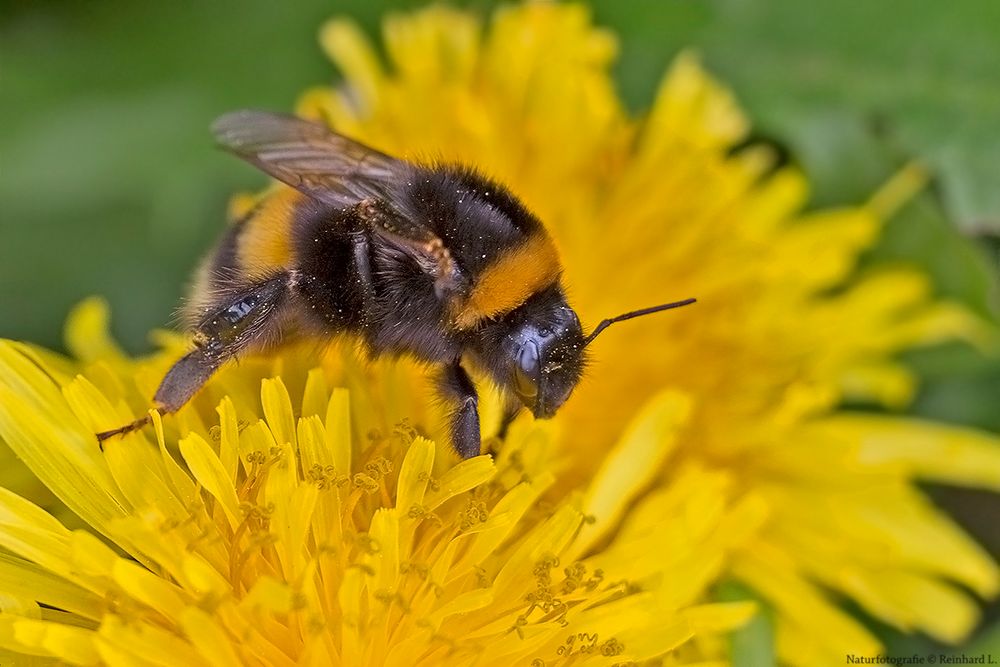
(298, 3, 1000, 665)
(0, 300, 757, 665)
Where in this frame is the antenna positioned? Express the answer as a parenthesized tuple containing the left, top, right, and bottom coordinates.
(583, 298, 696, 347)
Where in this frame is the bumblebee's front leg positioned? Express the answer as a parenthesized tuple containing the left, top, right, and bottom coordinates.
(497, 397, 522, 441)
(96, 273, 291, 445)
(350, 230, 377, 318)
(439, 361, 481, 459)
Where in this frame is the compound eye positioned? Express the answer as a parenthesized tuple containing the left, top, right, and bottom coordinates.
(513, 341, 540, 399)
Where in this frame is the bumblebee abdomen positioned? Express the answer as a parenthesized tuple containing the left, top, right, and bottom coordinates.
(232, 186, 303, 277)
(185, 186, 305, 327)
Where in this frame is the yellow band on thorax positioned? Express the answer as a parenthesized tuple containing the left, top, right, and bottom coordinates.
(452, 233, 561, 329)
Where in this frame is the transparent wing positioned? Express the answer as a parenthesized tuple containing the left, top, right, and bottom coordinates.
(212, 110, 405, 208)
(213, 110, 467, 298)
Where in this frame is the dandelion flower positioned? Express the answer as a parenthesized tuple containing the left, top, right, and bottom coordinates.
(298, 3, 1000, 664)
(0, 299, 757, 665)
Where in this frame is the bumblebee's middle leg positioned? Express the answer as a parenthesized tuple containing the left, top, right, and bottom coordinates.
(97, 272, 292, 444)
(439, 361, 481, 459)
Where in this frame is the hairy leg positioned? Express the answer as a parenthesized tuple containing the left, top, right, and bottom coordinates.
(439, 361, 481, 459)
(97, 273, 291, 445)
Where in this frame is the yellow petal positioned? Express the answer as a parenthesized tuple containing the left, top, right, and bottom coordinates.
(0, 488, 75, 580)
(838, 361, 915, 408)
(179, 432, 242, 530)
(63, 297, 128, 367)
(215, 397, 240, 482)
(493, 504, 582, 600)
(0, 344, 128, 531)
(297, 415, 333, 473)
(14, 341, 78, 387)
(241, 576, 294, 615)
(682, 601, 757, 634)
(261, 377, 296, 448)
(66, 384, 189, 528)
(69, 530, 119, 579)
(275, 483, 318, 581)
(572, 389, 692, 557)
(297, 416, 344, 548)
(394, 436, 435, 517)
(463, 472, 555, 568)
(318, 19, 385, 114)
(301, 368, 330, 419)
(837, 568, 978, 643)
(149, 409, 200, 509)
(264, 442, 315, 580)
(424, 455, 495, 511)
(368, 508, 400, 594)
(425, 588, 493, 628)
(98, 615, 206, 667)
(180, 553, 229, 599)
(338, 568, 364, 666)
(179, 608, 241, 667)
(239, 420, 277, 470)
(733, 546, 883, 658)
(325, 387, 352, 476)
(0, 552, 102, 620)
(822, 414, 1000, 491)
(111, 559, 187, 622)
(642, 50, 747, 158)
(0, 616, 100, 666)
(383, 6, 479, 83)
(95, 636, 161, 667)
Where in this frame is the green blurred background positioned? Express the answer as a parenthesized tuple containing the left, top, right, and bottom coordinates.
(3, 0, 1000, 661)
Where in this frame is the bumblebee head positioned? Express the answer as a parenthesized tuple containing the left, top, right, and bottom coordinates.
(469, 286, 586, 419)
(507, 297, 587, 419)
(469, 287, 696, 421)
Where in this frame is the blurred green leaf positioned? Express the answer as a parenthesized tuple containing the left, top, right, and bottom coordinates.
(899, 341, 1000, 433)
(717, 580, 777, 667)
(868, 193, 999, 322)
(599, 0, 1000, 232)
(963, 615, 1000, 656)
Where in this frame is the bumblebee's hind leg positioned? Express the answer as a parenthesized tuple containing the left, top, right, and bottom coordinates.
(96, 414, 154, 447)
(96, 272, 292, 446)
(95, 348, 221, 447)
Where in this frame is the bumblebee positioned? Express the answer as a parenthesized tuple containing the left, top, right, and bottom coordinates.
(98, 111, 694, 457)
